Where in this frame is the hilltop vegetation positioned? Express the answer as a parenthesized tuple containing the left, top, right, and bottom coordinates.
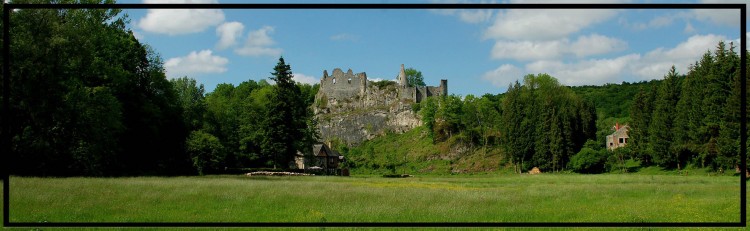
(4, 3, 319, 176)
(342, 42, 747, 175)
(3, 1, 746, 177)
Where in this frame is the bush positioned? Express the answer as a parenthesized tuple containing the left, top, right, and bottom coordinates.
(372, 80, 396, 89)
(568, 148, 607, 174)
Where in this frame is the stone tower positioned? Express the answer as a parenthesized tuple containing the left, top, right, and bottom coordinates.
(398, 64, 407, 86)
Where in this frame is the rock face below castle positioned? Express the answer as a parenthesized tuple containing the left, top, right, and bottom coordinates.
(313, 65, 447, 146)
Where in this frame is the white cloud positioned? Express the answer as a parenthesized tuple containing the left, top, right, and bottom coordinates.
(330, 33, 359, 41)
(491, 34, 626, 61)
(132, 30, 144, 40)
(164, 50, 229, 78)
(292, 73, 319, 85)
(491, 40, 567, 61)
(692, 9, 740, 26)
(432, 9, 494, 24)
(483, 9, 618, 41)
(216, 21, 244, 50)
(430, 0, 495, 24)
(484, 34, 732, 88)
(526, 54, 641, 86)
(693, 0, 745, 26)
(633, 34, 727, 79)
(138, 0, 224, 36)
(482, 64, 523, 88)
(569, 34, 627, 57)
(683, 22, 696, 34)
(235, 26, 283, 57)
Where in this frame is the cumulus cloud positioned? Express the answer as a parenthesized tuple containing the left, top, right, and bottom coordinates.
(632, 34, 727, 79)
(292, 73, 319, 85)
(138, 0, 224, 36)
(164, 50, 229, 78)
(216, 21, 244, 50)
(482, 64, 523, 88)
(618, 1, 745, 31)
(619, 12, 689, 31)
(483, 34, 731, 87)
(491, 34, 626, 61)
(235, 26, 283, 57)
(526, 54, 641, 86)
(483, 9, 618, 41)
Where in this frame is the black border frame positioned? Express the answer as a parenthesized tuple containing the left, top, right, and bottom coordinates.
(1, 2, 746, 228)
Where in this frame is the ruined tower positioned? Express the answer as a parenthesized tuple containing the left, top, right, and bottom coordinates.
(398, 64, 407, 86)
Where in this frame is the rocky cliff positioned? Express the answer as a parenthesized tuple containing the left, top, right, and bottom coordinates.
(314, 81, 421, 146)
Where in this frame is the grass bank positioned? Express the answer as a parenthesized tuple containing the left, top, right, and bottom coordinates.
(6, 174, 741, 224)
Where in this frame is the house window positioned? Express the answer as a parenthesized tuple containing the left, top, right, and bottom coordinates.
(619, 138, 624, 143)
(624, 138, 628, 144)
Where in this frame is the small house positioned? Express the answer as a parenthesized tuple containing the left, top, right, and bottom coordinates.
(606, 122, 629, 150)
(294, 143, 343, 175)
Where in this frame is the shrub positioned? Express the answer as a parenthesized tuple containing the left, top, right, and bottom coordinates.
(372, 80, 396, 89)
(411, 102, 421, 113)
(568, 147, 607, 174)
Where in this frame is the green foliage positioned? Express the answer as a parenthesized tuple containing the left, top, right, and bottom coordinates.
(372, 80, 396, 89)
(628, 41, 745, 172)
(316, 93, 328, 109)
(186, 130, 224, 175)
(7, 1, 189, 176)
(261, 57, 317, 169)
(501, 74, 597, 173)
(629, 86, 656, 165)
(649, 66, 682, 168)
(411, 101, 421, 113)
(568, 148, 607, 174)
(170, 77, 206, 132)
(404, 67, 425, 87)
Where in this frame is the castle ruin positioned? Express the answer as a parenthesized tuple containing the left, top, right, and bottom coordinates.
(318, 64, 447, 103)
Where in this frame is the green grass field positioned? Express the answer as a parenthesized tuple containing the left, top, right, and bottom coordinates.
(3, 174, 744, 226)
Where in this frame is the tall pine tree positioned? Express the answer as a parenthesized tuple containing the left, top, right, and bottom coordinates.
(262, 57, 315, 169)
(649, 66, 682, 168)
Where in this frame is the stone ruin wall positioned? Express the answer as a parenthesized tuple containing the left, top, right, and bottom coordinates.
(314, 65, 448, 146)
(318, 68, 367, 102)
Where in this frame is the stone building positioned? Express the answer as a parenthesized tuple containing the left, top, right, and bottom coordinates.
(294, 143, 342, 175)
(606, 122, 629, 150)
(317, 64, 447, 103)
(395, 64, 448, 103)
(314, 64, 448, 146)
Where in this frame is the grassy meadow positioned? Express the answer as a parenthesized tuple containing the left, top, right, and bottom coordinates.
(3, 174, 745, 226)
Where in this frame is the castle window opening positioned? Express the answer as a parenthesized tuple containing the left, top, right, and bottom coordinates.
(619, 138, 624, 143)
(348, 78, 351, 84)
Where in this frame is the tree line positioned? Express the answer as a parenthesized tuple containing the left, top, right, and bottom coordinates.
(410, 42, 746, 174)
(413, 73, 597, 173)
(3, 2, 317, 176)
(629, 42, 748, 172)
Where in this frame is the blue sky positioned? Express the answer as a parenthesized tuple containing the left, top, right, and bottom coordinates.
(118, 0, 747, 96)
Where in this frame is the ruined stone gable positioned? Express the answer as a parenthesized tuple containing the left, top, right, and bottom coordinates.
(313, 64, 448, 146)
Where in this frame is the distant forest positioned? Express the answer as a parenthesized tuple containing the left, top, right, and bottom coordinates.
(3, 3, 747, 176)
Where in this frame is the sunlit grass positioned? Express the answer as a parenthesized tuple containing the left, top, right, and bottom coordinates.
(5, 174, 742, 225)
